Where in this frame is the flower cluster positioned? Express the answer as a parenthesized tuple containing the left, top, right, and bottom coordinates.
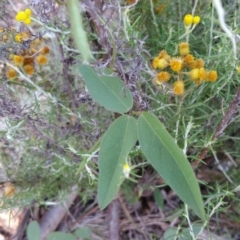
(180, 14, 201, 39)
(15, 8, 32, 25)
(0, 27, 33, 47)
(152, 42, 218, 95)
(183, 14, 200, 26)
(6, 39, 50, 79)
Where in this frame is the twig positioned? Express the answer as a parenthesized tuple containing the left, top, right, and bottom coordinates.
(108, 200, 120, 240)
(118, 194, 135, 224)
(39, 185, 78, 240)
(69, 204, 99, 230)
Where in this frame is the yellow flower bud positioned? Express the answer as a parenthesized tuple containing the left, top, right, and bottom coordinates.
(16, 11, 27, 21)
(24, 18, 31, 25)
(15, 33, 22, 42)
(25, 8, 32, 17)
(193, 16, 200, 24)
(123, 163, 131, 178)
(183, 14, 193, 26)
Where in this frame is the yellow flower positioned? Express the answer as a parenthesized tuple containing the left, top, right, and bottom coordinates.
(158, 50, 170, 61)
(41, 46, 50, 55)
(190, 67, 206, 85)
(24, 18, 31, 25)
(36, 55, 48, 65)
(156, 71, 171, 84)
(173, 80, 184, 95)
(153, 57, 168, 69)
(179, 42, 190, 56)
(24, 64, 35, 75)
(4, 183, 15, 197)
(6, 68, 17, 79)
(199, 67, 206, 80)
(15, 33, 22, 42)
(123, 163, 131, 178)
(13, 55, 24, 66)
(2, 34, 8, 42)
(193, 16, 200, 24)
(183, 14, 193, 26)
(15, 9, 32, 25)
(206, 70, 218, 82)
(190, 58, 204, 69)
(189, 68, 199, 80)
(170, 58, 182, 72)
(157, 58, 169, 69)
(237, 66, 240, 74)
(15, 32, 31, 43)
(184, 54, 195, 66)
(152, 57, 159, 69)
(25, 8, 32, 17)
(16, 11, 27, 21)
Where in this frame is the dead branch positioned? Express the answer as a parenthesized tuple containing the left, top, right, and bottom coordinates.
(107, 200, 120, 240)
(39, 185, 78, 240)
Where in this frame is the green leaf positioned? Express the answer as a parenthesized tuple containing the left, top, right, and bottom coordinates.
(180, 224, 202, 240)
(27, 221, 40, 240)
(79, 65, 133, 113)
(47, 232, 77, 240)
(137, 112, 205, 220)
(163, 227, 178, 240)
(98, 115, 137, 209)
(74, 227, 91, 239)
